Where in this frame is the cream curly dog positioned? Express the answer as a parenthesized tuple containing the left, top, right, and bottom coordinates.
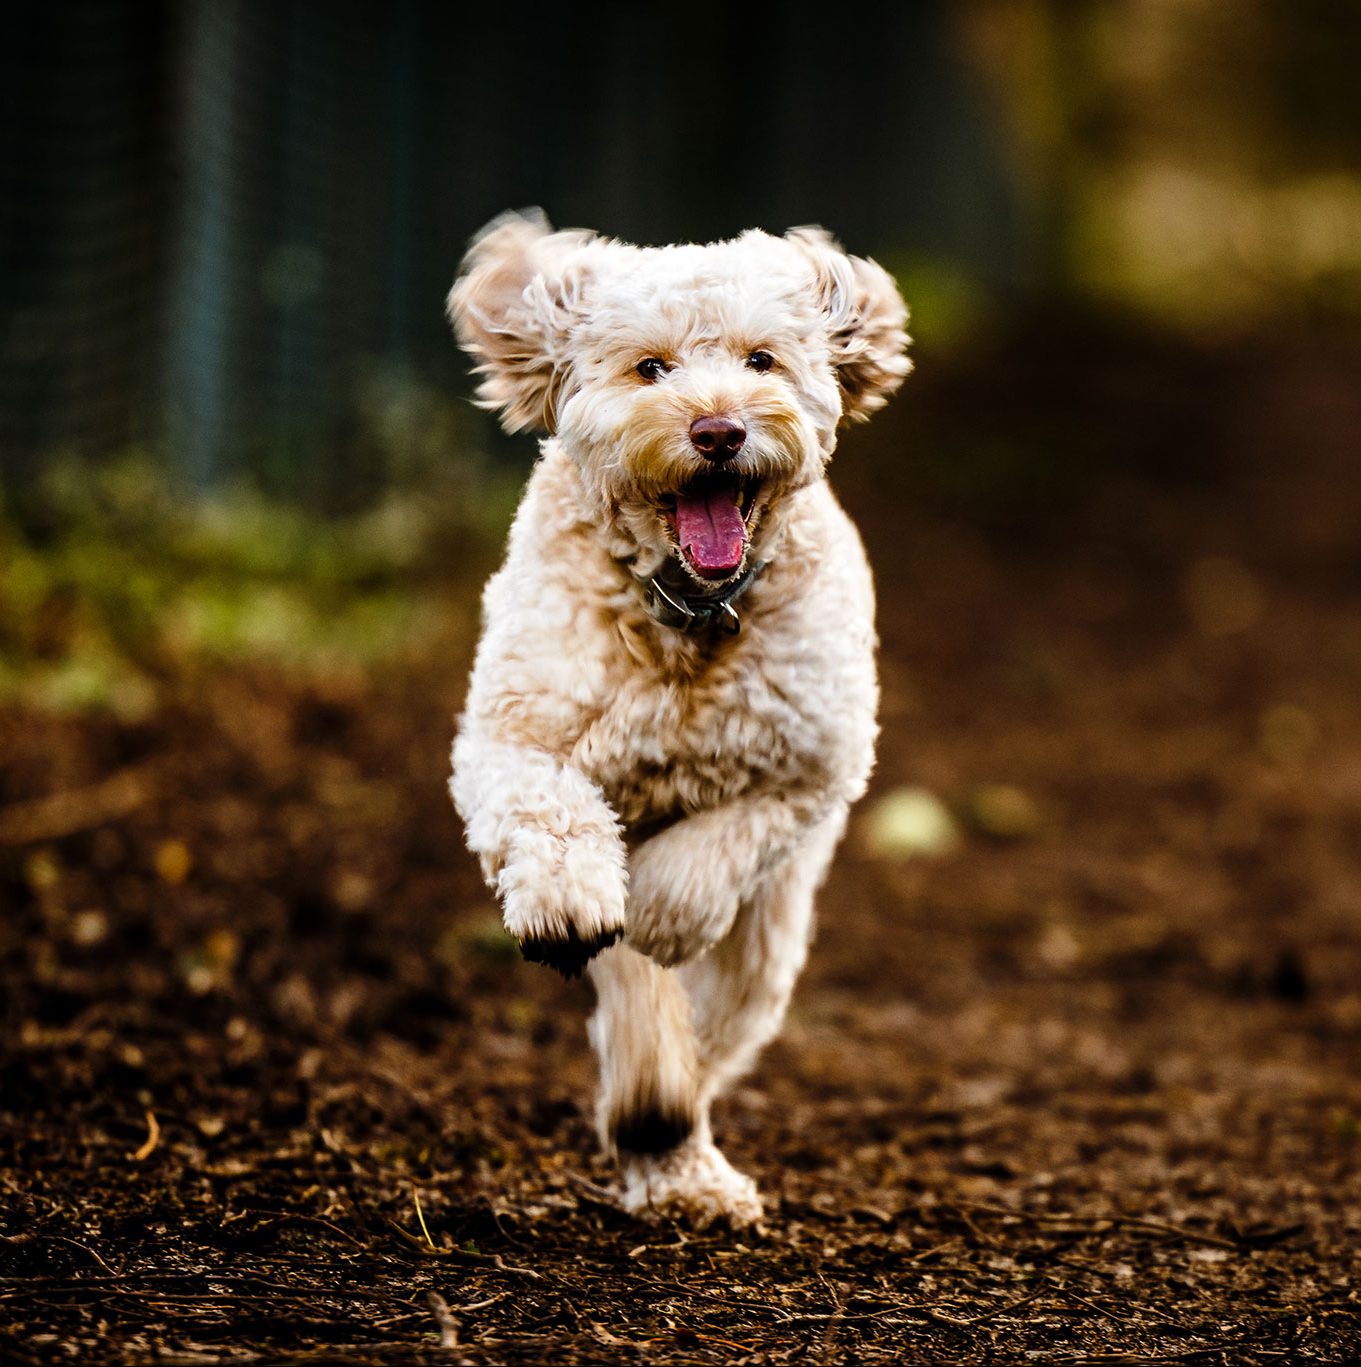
(448, 211, 910, 1227)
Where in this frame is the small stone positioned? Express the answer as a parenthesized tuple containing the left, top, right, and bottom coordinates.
(504, 997, 541, 1034)
(69, 908, 109, 947)
(966, 784, 1044, 840)
(860, 787, 961, 859)
(203, 928, 240, 972)
(329, 868, 375, 913)
(154, 839, 193, 885)
(183, 962, 215, 996)
(1035, 920, 1081, 969)
(23, 848, 61, 893)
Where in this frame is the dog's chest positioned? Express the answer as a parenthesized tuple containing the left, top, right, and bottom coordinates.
(569, 653, 816, 828)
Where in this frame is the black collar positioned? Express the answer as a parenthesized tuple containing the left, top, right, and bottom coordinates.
(638, 556, 768, 635)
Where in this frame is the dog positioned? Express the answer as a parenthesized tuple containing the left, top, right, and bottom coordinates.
(447, 211, 910, 1227)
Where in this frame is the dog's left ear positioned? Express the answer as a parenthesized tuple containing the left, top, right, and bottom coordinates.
(448, 209, 598, 434)
(786, 227, 912, 424)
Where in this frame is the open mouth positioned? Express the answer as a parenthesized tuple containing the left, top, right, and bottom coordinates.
(659, 473, 760, 580)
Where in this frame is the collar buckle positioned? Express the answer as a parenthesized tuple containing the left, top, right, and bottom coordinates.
(641, 558, 766, 636)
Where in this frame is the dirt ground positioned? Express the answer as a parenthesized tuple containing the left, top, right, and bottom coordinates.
(3, 333, 1361, 1363)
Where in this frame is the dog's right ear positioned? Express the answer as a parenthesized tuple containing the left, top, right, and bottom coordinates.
(447, 210, 597, 434)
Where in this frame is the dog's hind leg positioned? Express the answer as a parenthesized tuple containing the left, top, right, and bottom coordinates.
(588, 943, 763, 1228)
(588, 943, 699, 1158)
(674, 810, 845, 1200)
(590, 812, 844, 1229)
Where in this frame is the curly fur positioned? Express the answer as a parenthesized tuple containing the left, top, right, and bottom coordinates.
(448, 211, 910, 1226)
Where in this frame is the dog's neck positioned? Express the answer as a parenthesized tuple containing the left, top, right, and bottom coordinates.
(632, 554, 768, 636)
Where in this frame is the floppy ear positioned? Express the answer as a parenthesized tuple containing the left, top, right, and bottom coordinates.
(786, 227, 912, 424)
(447, 209, 596, 433)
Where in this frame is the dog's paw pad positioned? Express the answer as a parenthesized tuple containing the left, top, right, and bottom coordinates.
(519, 926, 621, 978)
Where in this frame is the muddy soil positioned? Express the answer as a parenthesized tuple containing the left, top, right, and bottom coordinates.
(3, 335, 1360, 1363)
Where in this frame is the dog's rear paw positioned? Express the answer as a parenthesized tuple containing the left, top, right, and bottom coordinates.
(520, 925, 621, 978)
(621, 1141, 764, 1231)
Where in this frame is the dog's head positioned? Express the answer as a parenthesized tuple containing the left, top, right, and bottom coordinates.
(449, 210, 910, 585)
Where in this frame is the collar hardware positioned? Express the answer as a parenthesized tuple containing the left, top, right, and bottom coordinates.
(639, 558, 766, 636)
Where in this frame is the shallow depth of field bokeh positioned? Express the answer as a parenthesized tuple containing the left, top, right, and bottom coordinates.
(2, 4, 1360, 1364)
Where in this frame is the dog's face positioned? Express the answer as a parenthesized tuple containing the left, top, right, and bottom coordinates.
(449, 212, 910, 585)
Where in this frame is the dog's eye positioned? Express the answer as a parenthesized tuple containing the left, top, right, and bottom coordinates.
(635, 357, 668, 382)
(746, 351, 775, 372)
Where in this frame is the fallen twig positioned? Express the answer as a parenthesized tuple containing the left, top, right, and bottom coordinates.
(0, 760, 162, 845)
(959, 1200, 1243, 1252)
(565, 1172, 622, 1213)
(385, 1221, 546, 1282)
(231, 1208, 368, 1249)
(131, 1108, 161, 1162)
(427, 1290, 459, 1348)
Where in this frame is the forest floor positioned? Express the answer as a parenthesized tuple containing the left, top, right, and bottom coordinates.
(3, 330, 1361, 1363)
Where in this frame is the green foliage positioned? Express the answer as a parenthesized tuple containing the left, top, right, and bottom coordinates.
(883, 254, 994, 353)
(0, 454, 519, 717)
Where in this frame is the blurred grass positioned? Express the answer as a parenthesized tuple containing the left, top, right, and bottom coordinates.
(0, 453, 523, 718)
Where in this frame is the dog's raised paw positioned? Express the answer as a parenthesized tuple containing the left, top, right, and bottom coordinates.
(497, 830, 628, 973)
(519, 925, 621, 978)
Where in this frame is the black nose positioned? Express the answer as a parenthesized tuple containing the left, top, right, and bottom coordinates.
(689, 415, 746, 462)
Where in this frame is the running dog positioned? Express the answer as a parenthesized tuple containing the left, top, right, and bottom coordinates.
(448, 211, 910, 1226)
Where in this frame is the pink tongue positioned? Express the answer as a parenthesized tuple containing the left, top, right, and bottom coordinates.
(674, 480, 747, 578)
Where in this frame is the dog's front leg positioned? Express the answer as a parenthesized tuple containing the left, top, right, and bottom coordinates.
(625, 788, 832, 967)
(452, 732, 628, 977)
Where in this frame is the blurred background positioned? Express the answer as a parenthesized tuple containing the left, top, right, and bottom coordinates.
(4, 5, 1361, 1357)
(3, 0, 1361, 708)
(4, 0, 1361, 671)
